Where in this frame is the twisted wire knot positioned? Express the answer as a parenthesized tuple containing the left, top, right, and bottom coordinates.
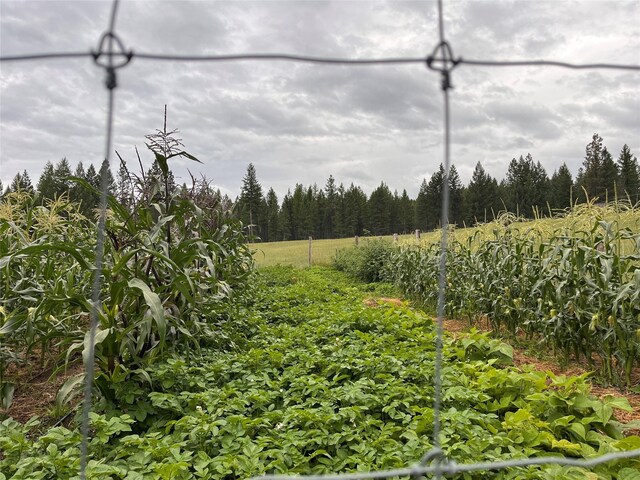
(426, 41, 460, 91)
(92, 31, 132, 90)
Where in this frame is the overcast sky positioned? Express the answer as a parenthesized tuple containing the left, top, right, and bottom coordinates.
(1, 0, 639, 200)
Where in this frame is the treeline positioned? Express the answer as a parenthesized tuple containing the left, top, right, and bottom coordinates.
(1, 156, 234, 221)
(236, 134, 639, 241)
(2, 158, 115, 216)
(2, 133, 638, 242)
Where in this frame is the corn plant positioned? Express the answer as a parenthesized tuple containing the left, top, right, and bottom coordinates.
(0, 162, 254, 408)
(385, 206, 640, 387)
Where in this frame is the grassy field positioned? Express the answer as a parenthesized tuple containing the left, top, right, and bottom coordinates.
(252, 233, 422, 267)
(253, 204, 640, 268)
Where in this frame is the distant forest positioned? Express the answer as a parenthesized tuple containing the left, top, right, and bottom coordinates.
(236, 134, 638, 241)
(3, 133, 638, 242)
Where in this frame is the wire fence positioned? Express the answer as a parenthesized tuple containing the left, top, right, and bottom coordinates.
(1, 0, 639, 479)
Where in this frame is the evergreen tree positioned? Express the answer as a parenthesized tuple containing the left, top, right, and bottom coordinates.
(237, 163, 265, 240)
(415, 178, 429, 231)
(52, 158, 72, 198)
(304, 185, 320, 238)
(617, 144, 639, 204)
(549, 163, 573, 210)
(85, 164, 99, 190)
(279, 190, 294, 241)
(0, 179, 3, 196)
(9, 170, 34, 193)
(343, 183, 367, 236)
(37, 161, 57, 201)
(397, 189, 414, 233)
(600, 147, 618, 202)
(98, 159, 116, 195)
(291, 184, 307, 240)
(116, 158, 134, 209)
(425, 165, 445, 229)
(448, 165, 464, 226)
(465, 162, 499, 224)
(315, 187, 326, 238)
(504, 154, 548, 217)
(334, 183, 346, 238)
(324, 175, 338, 239)
(368, 182, 393, 235)
(578, 133, 604, 201)
(70, 161, 86, 201)
(70, 161, 93, 214)
(264, 188, 280, 242)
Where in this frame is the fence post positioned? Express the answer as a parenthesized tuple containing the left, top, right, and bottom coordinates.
(393, 233, 398, 242)
(355, 235, 359, 246)
(308, 236, 312, 267)
(415, 229, 421, 240)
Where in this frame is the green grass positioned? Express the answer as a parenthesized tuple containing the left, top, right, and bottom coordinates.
(253, 204, 640, 267)
(251, 235, 413, 268)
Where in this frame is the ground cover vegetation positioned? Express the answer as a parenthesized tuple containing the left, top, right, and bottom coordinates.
(2, 267, 639, 478)
(334, 204, 640, 389)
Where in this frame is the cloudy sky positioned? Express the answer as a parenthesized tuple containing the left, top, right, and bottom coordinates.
(1, 0, 639, 200)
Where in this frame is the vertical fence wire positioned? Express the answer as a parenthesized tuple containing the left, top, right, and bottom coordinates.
(78, 1, 121, 477)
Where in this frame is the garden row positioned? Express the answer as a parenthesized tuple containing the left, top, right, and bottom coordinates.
(335, 205, 640, 387)
(2, 267, 639, 478)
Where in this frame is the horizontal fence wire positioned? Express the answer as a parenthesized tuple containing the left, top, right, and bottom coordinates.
(1, 0, 639, 478)
(2, 50, 640, 70)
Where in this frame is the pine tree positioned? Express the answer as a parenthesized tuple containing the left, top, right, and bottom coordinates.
(324, 175, 338, 239)
(425, 165, 445, 229)
(9, 170, 34, 193)
(465, 162, 499, 224)
(600, 147, 618, 202)
(37, 161, 57, 201)
(70, 161, 93, 214)
(264, 188, 280, 242)
(415, 178, 429, 231)
(397, 189, 414, 233)
(279, 190, 294, 241)
(237, 163, 265, 240)
(578, 133, 604, 202)
(343, 183, 367, 236)
(616, 144, 639, 204)
(549, 163, 573, 210)
(53, 158, 72, 198)
(448, 165, 464, 226)
(304, 185, 319, 238)
(368, 182, 393, 235)
(116, 158, 134, 209)
(98, 159, 116, 195)
(291, 184, 307, 240)
(504, 154, 548, 217)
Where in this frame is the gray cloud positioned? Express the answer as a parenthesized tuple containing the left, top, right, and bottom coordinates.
(1, 0, 639, 200)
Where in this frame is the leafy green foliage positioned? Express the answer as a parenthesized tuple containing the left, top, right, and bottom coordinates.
(385, 209, 640, 387)
(2, 267, 636, 478)
(0, 156, 254, 405)
(334, 239, 394, 282)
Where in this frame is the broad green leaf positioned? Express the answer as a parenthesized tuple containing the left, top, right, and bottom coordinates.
(128, 278, 166, 345)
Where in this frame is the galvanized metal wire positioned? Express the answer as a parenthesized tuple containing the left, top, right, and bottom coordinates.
(1, 0, 639, 478)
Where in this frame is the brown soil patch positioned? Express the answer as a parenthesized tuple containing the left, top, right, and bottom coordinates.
(363, 297, 405, 308)
(443, 318, 640, 436)
(1, 354, 83, 425)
